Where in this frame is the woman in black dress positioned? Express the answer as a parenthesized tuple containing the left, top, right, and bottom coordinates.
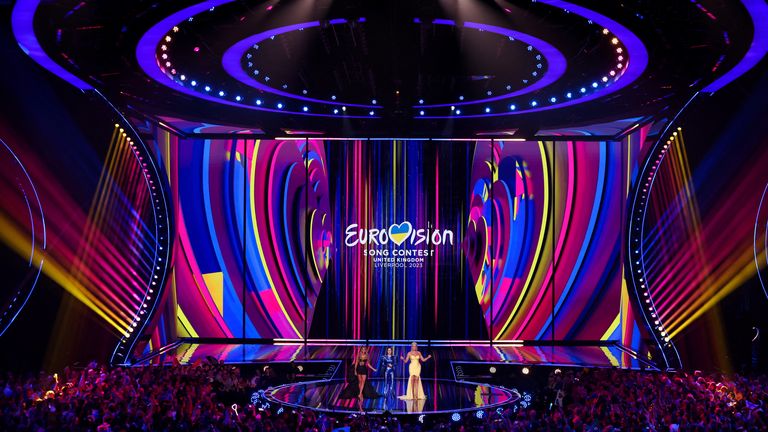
(354, 346, 377, 401)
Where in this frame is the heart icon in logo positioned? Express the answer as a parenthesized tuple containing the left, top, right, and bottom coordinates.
(389, 222, 413, 246)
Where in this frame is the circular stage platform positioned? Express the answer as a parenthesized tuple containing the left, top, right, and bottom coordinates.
(266, 378, 519, 415)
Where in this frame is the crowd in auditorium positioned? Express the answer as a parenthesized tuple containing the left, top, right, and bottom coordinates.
(0, 361, 765, 431)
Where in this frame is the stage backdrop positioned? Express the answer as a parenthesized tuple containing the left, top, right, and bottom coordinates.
(139, 129, 652, 349)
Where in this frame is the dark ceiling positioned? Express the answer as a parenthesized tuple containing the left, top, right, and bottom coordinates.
(21, 0, 760, 137)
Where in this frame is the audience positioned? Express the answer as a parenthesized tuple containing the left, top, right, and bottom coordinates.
(0, 361, 765, 431)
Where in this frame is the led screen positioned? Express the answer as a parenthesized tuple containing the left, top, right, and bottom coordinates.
(156, 136, 645, 346)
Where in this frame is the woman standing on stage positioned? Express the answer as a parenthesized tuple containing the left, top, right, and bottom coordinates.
(381, 346, 396, 396)
(399, 342, 431, 400)
(354, 346, 377, 401)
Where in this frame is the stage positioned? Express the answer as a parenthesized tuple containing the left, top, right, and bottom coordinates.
(134, 341, 655, 415)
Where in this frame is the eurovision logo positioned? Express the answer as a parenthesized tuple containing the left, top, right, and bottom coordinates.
(344, 222, 454, 247)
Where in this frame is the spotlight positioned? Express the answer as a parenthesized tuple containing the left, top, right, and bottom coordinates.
(419, 110, 425, 115)
(455, 109, 461, 115)
(601, 76, 609, 82)
(342, 106, 346, 112)
(611, 37, 619, 45)
(371, 99, 377, 104)
(530, 100, 538, 107)
(602, 28, 609, 35)
(522, 367, 530, 375)
(204, 85, 211, 92)
(180, 75, 186, 81)
(509, 104, 516, 110)
(302, 106, 309, 112)
(369, 111, 374, 116)
(235, 95, 242, 102)
(566, 92, 572, 98)
(333, 109, 339, 114)
(451, 413, 461, 422)
(459, 95, 464, 101)
(419, 99, 424, 104)
(475, 410, 485, 419)
(580, 87, 586, 93)
(485, 107, 491, 113)
(277, 103, 283, 109)
(190, 80, 197, 86)
(255, 99, 262, 105)
(489, 366, 497, 374)
(549, 97, 557, 103)
(554, 368, 562, 374)
(451, 106, 456, 111)
(418, 415, 425, 424)
(218, 90, 225, 97)
(331, 95, 337, 100)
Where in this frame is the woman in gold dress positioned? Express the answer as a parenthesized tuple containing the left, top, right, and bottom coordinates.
(398, 342, 431, 400)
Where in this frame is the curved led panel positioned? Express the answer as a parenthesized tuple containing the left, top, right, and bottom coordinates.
(0, 137, 46, 337)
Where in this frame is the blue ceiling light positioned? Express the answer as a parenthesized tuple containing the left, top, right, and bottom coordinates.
(509, 104, 516, 110)
(331, 95, 337, 100)
(369, 110, 374, 116)
(302, 106, 309, 112)
(255, 99, 262, 105)
(204, 85, 211, 92)
(371, 99, 377, 104)
(455, 109, 462, 114)
(458, 95, 464, 101)
(190, 80, 197, 86)
(592, 81, 599, 88)
(418, 99, 424, 104)
(333, 108, 339, 114)
(550, 96, 557, 103)
(419, 110, 425, 115)
(277, 102, 283, 109)
(566, 92, 573, 98)
(531, 100, 538, 107)
(179, 74, 186, 81)
(580, 87, 587, 93)
(235, 95, 242, 101)
(485, 107, 491, 113)
(218, 90, 225, 97)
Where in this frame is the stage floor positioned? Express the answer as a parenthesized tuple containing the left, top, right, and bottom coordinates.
(266, 378, 518, 415)
(138, 341, 653, 370)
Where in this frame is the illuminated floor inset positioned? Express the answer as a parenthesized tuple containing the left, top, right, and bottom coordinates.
(266, 378, 518, 415)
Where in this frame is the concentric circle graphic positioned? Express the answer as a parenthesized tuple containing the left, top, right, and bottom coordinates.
(136, 0, 647, 118)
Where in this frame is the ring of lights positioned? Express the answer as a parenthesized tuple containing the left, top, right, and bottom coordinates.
(136, 0, 646, 119)
(104, 96, 173, 366)
(221, 19, 561, 109)
(624, 96, 699, 371)
(0, 138, 46, 338)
